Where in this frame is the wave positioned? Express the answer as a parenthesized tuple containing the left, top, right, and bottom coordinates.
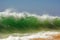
(0, 9, 60, 33)
(0, 9, 60, 40)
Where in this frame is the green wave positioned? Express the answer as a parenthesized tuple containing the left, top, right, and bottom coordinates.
(0, 15, 60, 33)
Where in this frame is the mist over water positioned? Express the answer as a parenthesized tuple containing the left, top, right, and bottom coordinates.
(0, 9, 60, 40)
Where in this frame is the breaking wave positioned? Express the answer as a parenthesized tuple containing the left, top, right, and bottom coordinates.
(0, 9, 60, 40)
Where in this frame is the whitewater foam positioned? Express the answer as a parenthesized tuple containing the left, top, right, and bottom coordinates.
(0, 31, 60, 40)
(0, 9, 60, 20)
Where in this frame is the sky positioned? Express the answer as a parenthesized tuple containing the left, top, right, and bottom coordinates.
(0, 0, 60, 16)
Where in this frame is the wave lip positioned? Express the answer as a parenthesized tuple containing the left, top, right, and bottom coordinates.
(0, 9, 60, 19)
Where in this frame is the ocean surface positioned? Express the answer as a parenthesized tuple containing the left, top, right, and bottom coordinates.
(0, 9, 60, 40)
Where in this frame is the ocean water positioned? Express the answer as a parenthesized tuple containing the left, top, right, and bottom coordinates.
(0, 9, 60, 40)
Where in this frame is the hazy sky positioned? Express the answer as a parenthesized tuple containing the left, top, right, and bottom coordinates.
(0, 0, 60, 16)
